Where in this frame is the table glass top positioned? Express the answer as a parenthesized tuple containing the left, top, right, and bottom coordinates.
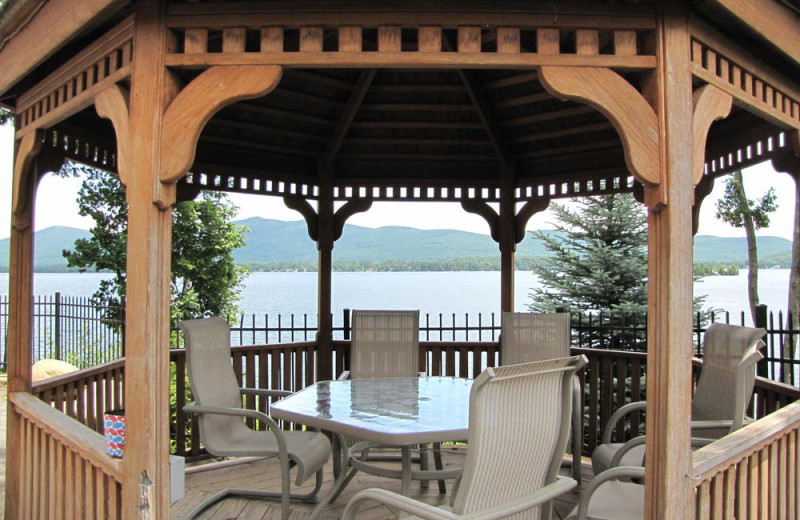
(271, 377, 472, 442)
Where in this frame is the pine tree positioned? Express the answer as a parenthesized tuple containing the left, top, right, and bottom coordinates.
(527, 194, 648, 349)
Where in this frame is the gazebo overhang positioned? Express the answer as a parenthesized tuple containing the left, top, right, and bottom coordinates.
(2, 1, 799, 519)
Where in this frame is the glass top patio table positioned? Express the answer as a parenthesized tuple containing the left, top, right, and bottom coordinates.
(271, 376, 473, 445)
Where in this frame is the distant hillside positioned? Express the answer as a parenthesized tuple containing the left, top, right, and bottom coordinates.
(0, 218, 792, 271)
(0, 226, 93, 271)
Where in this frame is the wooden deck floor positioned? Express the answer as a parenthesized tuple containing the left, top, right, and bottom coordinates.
(170, 447, 592, 520)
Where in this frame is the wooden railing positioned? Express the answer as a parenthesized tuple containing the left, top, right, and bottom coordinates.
(692, 399, 800, 519)
(8, 392, 123, 520)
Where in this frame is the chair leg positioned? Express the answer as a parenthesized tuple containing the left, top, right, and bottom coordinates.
(433, 442, 447, 494)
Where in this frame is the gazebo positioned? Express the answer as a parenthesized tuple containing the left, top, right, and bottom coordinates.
(2, 1, 799, 519)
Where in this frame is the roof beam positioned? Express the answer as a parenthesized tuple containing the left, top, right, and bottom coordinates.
(320, 69, 376, 170)
(457, 69, 513, 172)
(0, 0, 128, 98)
(705, 0, 800, 67)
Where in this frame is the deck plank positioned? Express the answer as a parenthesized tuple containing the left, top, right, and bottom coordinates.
(171, 449, 589, 519)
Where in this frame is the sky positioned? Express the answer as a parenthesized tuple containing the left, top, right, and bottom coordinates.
(0, 122, 796, 241)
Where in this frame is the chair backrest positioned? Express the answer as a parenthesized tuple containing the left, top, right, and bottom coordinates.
(178, 316, 246, 454)
(501, 312, 571, 366)
(692, 322, 766, 429)
(349, 310, 420, 379)
(452, 355, 586, 520)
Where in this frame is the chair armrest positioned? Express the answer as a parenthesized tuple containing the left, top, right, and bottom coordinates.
(241, 388, 292, 398)
(690, 419, 735, 431)
(183, 402, 284, 442)
(338, 371, 350, 380)
(343, 478, 576, 520)
(459, 477, 577, 520)
(343, 488, 459, 520)
(609, 436, 646, 468)
(601, 401, 648, 444)
(575, 466, 645, 520)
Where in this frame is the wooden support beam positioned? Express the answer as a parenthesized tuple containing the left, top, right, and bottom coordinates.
(121, 1, 174, 517)
(643, 3, 695, 518)
(5, 131, 43, 520)
(460, 200, 499, 242)
(317, 170, 335, 381)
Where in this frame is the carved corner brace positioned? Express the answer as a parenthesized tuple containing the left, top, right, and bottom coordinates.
(95, 85, 131, 186)
(691, 85, 732, 188)
(515, 198, 550, 244)
(334, 199, 372, 241)
(11, 130, 44, 227)
(157, 65, 284, 207)
(461, 199, 499, 242)
(283, 196, 319, 242)
(538, 66, 662, 207)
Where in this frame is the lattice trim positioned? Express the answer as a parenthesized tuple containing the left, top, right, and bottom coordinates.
(166, 24, 656, 69)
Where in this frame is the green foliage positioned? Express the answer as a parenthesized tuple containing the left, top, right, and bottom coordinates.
(61, 165, 248, 324)
(0, 108, 12, 126)
(716, 172, 778, 230)
(528, 194, 649, 314)
(694, 263, 739, 277)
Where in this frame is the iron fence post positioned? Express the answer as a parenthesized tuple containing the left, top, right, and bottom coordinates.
(755, 303, 768, 378)
(54, 292, 62, 360)
(343, 308, 351, 340)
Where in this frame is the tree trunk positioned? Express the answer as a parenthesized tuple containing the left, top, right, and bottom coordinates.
(733, 171, 760, 323)
(783, 173, 800, 385)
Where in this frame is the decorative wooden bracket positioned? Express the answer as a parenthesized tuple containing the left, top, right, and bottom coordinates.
(158, 65, 283, 207)
(461, 199, 499, 242)
(12, 130, 44, 226)
(692, 174, 715, 235)
(692, 85, 732, 187)
(283, 196, 319, 242)
(95, 85, 131, 186)
(515, 198, 550, 243)
(461, 198, 549, 244)
(539, 66, 661, 206)
(334, 199, 372, 241)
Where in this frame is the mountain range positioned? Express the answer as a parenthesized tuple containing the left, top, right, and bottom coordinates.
(0, 217, 792, 271)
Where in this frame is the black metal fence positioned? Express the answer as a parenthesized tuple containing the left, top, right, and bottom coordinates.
(1, 294, 798, 387)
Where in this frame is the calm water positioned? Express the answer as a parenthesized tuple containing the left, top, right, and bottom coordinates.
(0, 269, 792, 326)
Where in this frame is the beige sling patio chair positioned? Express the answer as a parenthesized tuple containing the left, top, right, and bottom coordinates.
(179, 317, 331, 520)
(335, 310, 448, 490)
(342, 355, 588, 520)
(591, 322, 766, 475)
(501, 311, 584, 484)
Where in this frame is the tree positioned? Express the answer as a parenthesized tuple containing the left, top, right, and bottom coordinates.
(715, 170, 777, 323)
(0, 107, 12, 125)
(63, 165, 248, 325)
(527, 194, 648, 349)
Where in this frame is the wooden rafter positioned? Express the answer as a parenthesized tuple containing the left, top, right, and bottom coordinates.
(321, 69, 376, 169)
(457, 69, 512, 172)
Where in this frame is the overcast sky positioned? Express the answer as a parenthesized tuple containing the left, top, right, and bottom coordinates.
(0, 123, 795, 241)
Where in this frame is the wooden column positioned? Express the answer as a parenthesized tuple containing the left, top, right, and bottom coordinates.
(122, 0, 173, 517)
(317, 170, 335, 381)
(5, 130, 42, 520)
(643, 2, 695, 518)
(499, 168, 516, 313)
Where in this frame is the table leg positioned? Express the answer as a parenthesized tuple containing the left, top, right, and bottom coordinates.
(308, 434, 359, 520)
(419, 444, 430, 489)
(401, 446, 412, 496)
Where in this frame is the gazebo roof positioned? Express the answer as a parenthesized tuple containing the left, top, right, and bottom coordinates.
(1, 1, 798, 204)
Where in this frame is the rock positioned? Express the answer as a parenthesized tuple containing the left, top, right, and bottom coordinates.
(32, 359, 79, 382)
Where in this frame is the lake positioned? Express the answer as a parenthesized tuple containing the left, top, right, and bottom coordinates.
(0, 269, 792, 327)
